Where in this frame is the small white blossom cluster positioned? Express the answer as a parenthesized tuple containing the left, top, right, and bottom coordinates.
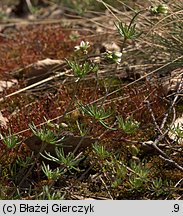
(150, 4, 169, 15)
(75, 40, 90, 54)
(105, 51, 122, 64)
(74, 41, 122, 64)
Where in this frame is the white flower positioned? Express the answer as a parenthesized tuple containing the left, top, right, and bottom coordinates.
(114, 51, 122, 58)
(150, 4, 169, 15)
(80, 41, 90, 48)
(74, 41, 90, 54)
(74, 45, 80, 51)
(106, 50, 122, 64)
(158, 4, 168, 14)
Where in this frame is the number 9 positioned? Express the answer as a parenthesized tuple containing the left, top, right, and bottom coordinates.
(174, 204, 179, 212)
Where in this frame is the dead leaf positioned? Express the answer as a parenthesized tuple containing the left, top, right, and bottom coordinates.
(0, 111, 8, 128)
(24, 132, 97, 157)
(0, 79, 17, 92)
(162, 67, 183, 94)
(101, 42, 121, 52)
(13, 58, 64, 85)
